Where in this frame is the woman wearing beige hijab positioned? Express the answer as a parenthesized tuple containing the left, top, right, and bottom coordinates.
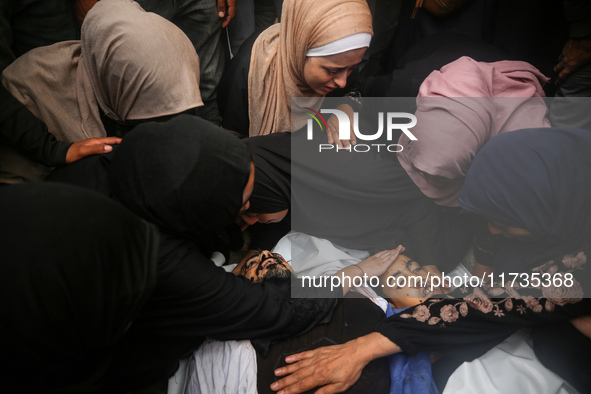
(218, 0, 373, 142)
(1, 0, 202, 181)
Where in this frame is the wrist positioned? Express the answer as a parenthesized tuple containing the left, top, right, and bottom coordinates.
(351, 332, 401, 364)
(352, 264, 365, 277)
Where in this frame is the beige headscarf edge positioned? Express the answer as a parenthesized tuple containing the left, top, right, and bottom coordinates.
(247, 0, 372, 137)
(2, 0, 202, 143)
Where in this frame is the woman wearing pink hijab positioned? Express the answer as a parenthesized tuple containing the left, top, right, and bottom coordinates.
(397, 56, 551, 207)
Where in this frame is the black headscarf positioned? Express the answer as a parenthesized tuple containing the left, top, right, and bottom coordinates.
(0, 182, 159, 392)
(459, 127, 591, 271)
(244, 132, 291, 213)
(110, 115, 251, 244)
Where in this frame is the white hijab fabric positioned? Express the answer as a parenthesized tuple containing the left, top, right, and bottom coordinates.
(306, 32, 372, 57)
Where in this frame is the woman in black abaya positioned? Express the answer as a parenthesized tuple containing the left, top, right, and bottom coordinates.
(234, 132, 292, 266)
(47, 115, 337, 392)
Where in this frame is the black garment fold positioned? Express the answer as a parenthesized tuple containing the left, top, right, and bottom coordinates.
(47, 115, 339, 392)
(0, 182, 159, 393)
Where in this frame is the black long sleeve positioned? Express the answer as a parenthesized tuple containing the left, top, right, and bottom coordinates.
(0, 85, 71, 166)
(135, 234, 338, 342)
(377, 245, 591, 361)
(0, 1, 74, 167)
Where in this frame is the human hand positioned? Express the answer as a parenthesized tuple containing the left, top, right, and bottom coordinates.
(65, 137, 121, 163)
(217, 0, 236, 28)
(232, 249, 257, 275)
(271, 342, 368, 393)
(271, 333, 400, 393)
(326, 104, 356, 148)
(357, 246, 405, 278)
(571, 315, 591, 340)
(421, 264, 450, 294)
(554, 37, 591, 85)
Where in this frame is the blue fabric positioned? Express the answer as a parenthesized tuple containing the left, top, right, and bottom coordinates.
(458, 128, 591, 271)
(386, 304, 438, 394)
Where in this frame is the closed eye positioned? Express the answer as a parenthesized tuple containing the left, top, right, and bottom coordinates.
(325, 66, 344, 75)
(406, 260, 422, 272)
(389, 270, 402, 288)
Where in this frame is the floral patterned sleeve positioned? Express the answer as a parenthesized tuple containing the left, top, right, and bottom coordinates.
(376, 250, 591, 359)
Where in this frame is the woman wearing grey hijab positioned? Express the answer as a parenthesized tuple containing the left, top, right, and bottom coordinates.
(1, 0, 202, 181)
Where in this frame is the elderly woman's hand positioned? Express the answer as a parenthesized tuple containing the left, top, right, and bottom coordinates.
(326, 104, 356, 148)
(271, 332, 401, 394)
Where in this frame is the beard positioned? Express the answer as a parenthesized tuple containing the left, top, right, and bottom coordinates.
(262, 265, 292, 281)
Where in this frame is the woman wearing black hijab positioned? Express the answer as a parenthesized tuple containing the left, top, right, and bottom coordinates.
(47, 115, 337, 392)
(0, 182, 160, 393)
(236, 132, 292, 266)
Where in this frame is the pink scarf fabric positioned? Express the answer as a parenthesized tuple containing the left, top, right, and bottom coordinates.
(398, 56, 551, 207)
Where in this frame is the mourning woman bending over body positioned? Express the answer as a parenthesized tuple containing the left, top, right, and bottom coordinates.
(236, 128, 448, 277)
(271, 127, 591, 394)
(234, 132, 291, 267)
(39, 115, 340, 393)
(396, 53, 551, 268)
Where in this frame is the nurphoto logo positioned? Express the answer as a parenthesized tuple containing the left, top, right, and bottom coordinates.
(304, 107, 418, 152)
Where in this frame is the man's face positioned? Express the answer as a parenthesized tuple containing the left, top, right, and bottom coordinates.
(379, 256, 442, 309)
(240, 250, 293, 283)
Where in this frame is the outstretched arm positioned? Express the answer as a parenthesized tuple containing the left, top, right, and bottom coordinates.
(335, 246, 404, 295)
(271, 244, 591, 393)
(1, 85, 121, 167)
